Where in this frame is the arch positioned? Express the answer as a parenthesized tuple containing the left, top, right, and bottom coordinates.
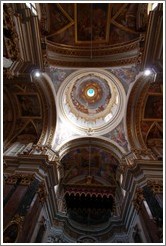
(56, 136, 125, 161)
(3, 72, 57, 152)
(146, 122, 162, 143)
(125, 72, 152, 150)
(32, 72, 57, 146)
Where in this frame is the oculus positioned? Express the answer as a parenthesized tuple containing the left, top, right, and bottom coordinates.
(87, 88, 95, 97)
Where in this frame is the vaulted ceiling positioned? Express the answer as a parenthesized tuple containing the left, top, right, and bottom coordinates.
(39, 3, 148, 67)
(3, 2, 163, 242)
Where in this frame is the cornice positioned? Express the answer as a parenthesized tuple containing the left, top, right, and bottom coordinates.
(47, 56, 139, 68)
(46, 38, 140, 57)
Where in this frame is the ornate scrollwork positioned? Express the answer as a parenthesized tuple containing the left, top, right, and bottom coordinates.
(5, 174, 35, 185)
(3, 5, 20, 61)
(131, 148, 157, 160)
(11, 214, 24, 226)
(147, 180, 163, 194)
(37, 182, 47, 203)
(133, 187, 144, 212)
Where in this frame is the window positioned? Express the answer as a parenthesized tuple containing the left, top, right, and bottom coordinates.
(25, 3, 37, 15)
(148, 3, 159, 14)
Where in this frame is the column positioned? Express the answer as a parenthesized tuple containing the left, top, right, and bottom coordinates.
(133, 187, 161, 243)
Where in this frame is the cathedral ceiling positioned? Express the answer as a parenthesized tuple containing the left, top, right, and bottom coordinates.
(40, 3, 148, 67)
(62, 146, 119, 187)
(3, 82, 43, 148)
(140, 81, 163, 151)
(126, 74, 163, 154)
(3, 74, 57, 149)
(3, 3, 163, 241)
(43, 3, 146, 45)
(57, 69, 126, 136)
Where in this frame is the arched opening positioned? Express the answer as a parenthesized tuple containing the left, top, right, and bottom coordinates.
(54, 137, 124, 224)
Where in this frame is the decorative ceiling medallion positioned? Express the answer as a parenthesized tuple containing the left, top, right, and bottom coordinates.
(57, 69, 126, 135)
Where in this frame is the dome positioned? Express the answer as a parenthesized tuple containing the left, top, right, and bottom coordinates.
(57, 69, 126, 135)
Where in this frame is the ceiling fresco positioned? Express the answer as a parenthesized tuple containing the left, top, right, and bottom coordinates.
(45, 3, 146, 46)
(45, 67, 76, 93)
(54, 119, 78, 147)
(48, 4, 72, 34)
(15, 122, 38, 144)
(76, 4, 109, 43)
(144, 95, 162, 119)
(104, 121, 129, 152)
(141, 122, 163, 143)
(42, 3, 148, 67)
(48, 66, 135, 150)
(57, 69, 126, 135)
(61, 146, 119, 186)
(139, 80, 163, 156)
(3, 81, 44, 148)
(108, 65, 140, 91)
(69, 74, 112, 116)
(46, 65, 139, 95)
(16, 94, 41, 118)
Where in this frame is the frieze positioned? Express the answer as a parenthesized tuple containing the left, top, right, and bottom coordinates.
(31, 144, 48, 155)
(5, 174, 35, 185)
(48, 56, 139, 68)
(5, 175, 19, 185)
(19, 144, 60, 165)
(20, 174, 35, 185)
(130, 148, 156, 160)
(64, 185, 116, 198)
(47, 39, 140, 57)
